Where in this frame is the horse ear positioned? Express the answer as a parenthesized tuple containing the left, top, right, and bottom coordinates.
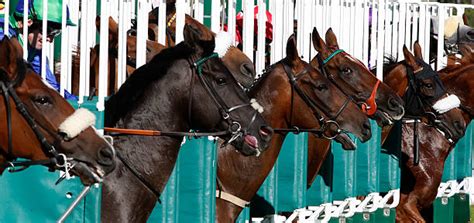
(325, 28, 339, 50)
(402, 45, 419, 70)
(0, 37, 22, 80)
(460, 44, 474, 64)
(312, 27, 329, 55)
(413, 41, 423, 60)
(285, 34, 299, 62)
(183, 24, 215, 55)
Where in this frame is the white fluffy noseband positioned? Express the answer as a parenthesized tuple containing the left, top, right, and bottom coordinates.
(250, 98, 264, 113)
(432, 94, 461, 114)
(214, 31, 233, 58)
(58, 108, 96, 140)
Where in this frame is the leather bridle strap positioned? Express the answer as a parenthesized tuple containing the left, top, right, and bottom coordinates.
(216, 190, 250, 208)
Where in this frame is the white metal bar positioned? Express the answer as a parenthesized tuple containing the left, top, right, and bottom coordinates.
(157, 0, 167, 45)
(255, 0, 266, 76)
(242, 0, 254, 61)
(41, 0, 48, 80)
(227, 0, 237, 46)
(79, 0, 89, 103)
(397, 2, 406, 61)
(193, 0, 204, 23)
(376, 0, 385, 81)
(369, 0, 377, 68)
(362, 0, 369, 66)
(117, 0, 128, 91)
(4, 0, 9, 36)
(60, 0, 69, 96)
(22, 0, 28, 60)
(437, 4, 446, 70)
(405, 3, 412, 51)
(384, 1, 392, 58)
(98, 0, 110, 111)
(136, 0, 149, 68)
(418, 3, 426, 59)
(423, 5, 431, 63)
(211, 0, 220, 32)
(412, 4, 419, 47)
(175, 0, 185, 43)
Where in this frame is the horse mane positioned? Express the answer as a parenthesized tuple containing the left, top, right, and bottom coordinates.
(104, 41, 207, 127)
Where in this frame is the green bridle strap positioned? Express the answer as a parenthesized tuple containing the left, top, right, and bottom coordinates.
(323, 49, 345, 64)
(194, 53, 219, 75)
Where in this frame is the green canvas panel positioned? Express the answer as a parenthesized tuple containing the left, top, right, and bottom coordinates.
(433, 197, 454, 223)
(0, 166, 101, 223)
(253, 133, 308, 214)
(330, 120, 381, 200)
(148, 138, 217, 223)
(453, 193, 470, 223)
(442, 124, 473, 182)
(236, 207, 250, 223)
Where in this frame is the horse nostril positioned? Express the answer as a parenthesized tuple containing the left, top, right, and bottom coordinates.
(97, 146, 115, 166)
(240, 63, 255, 77)
(259, 126, 273, 141)
(454, 121, 465, 132)
(362, 121, 372, 136)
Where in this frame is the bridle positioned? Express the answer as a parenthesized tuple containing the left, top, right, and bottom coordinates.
(0, 60, 71, 172)
(316, 49, 381, 116)
(271, 60, 350, 139)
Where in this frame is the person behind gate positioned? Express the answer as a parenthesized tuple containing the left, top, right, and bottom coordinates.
(0, 0, 77, 101)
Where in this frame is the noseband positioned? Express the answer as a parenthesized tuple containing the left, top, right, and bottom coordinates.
(317, 49, 381, 116)
(0, 61, 70, 172)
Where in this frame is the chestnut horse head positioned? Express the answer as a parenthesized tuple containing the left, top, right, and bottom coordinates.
(0, 37, 116, 185)
(310, 28, 405, 126)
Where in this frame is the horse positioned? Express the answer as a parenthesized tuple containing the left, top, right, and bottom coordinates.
(100, 23, 272, 223)
(380, 42, 467, 222)
(305, 27, 406, 188)
(0, 37, 116, 186)
(214, 35, 372, 222)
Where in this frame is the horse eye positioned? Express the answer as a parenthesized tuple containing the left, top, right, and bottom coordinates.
(216, 77, 226, 85)
(341, 67, 352, 75)
(33, 96, 51, 105)
(316, 83, 328, 91)
(425, 83, 433, 89)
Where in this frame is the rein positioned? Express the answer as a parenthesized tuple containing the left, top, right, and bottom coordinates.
(0, 61, 70, 172)
(317, 49, 381, 116)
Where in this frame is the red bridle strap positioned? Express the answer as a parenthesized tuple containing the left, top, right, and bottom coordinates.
(361, 79, 381, 116)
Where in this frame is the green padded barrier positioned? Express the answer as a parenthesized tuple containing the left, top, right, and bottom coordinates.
(453, 193, 470, 223)
(253, 133, 308, 214)
(236, 206, 250, 223)
(0, 167, 102, 223)
(148, 138, 217, 223)
(0, 98, 103, 222)
(433, 197, 454, 223)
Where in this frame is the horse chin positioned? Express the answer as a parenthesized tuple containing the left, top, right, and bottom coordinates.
(230, 135, 260, 156)
(373, 110, 396, 127)
(71, 162, 105, 186)
(334, 133, 357, 150)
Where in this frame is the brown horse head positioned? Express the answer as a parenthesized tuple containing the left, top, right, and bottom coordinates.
(0, 37, 116, 185)
(310, 28, 405, 126)
(383, 43, 466, 143)
(282, 34, 371, 143)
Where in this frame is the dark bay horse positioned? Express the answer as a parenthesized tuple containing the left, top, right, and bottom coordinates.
(0, 37, 116, 185)
(101, 24, 272, 222)
(381, 43, 467, 222)
(305, 28, 406, 188)
(215, 35, 372, 222)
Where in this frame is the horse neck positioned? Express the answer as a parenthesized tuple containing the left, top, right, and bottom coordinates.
(216, 68, 319, 219)
(102, 65, 191, 220)
(382, 64, 408, 98)
(441, 65, 474, 124)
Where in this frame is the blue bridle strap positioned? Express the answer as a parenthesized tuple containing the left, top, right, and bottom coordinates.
(323, 49, 345, 64)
